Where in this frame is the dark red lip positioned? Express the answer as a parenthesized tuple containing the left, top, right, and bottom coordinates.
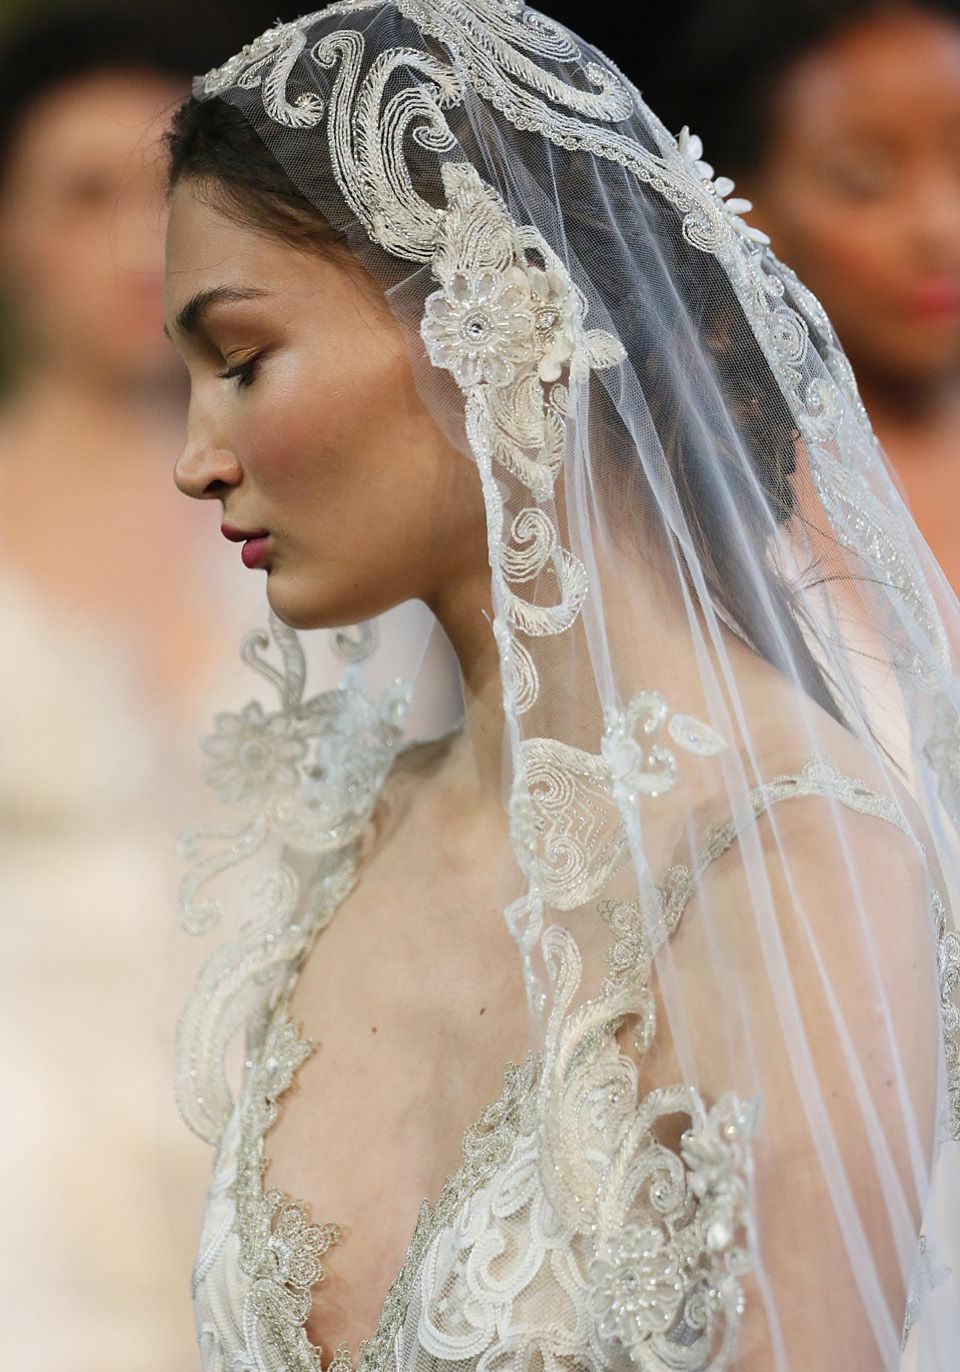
(903, 282, 960, 321)
(220, 523, 271, 570)
(221, 522, 268, 543)
(241, 536, 269, 570)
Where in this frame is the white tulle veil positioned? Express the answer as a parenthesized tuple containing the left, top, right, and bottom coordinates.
(174, 3, 960, 1368)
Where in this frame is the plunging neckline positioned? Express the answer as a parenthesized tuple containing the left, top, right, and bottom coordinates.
(234, 998, 541, 1372)
(225, 746, 539, 1371)
(221, 754, 919, 1372)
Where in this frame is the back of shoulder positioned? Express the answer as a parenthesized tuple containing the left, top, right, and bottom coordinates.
(713, 772, 936, 991)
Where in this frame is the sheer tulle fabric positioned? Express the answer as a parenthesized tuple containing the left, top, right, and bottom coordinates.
(176, 4, 960, 1370)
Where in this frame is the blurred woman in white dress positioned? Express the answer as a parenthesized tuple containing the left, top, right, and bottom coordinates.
(0, 5, 288, 1367)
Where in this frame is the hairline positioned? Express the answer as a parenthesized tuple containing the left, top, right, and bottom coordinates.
(169, 170, 395, 317)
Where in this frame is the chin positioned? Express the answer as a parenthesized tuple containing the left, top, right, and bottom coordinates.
(265, 592, 326, 632)
(265, 578, 363, 634)
(266, 566, 411, 633)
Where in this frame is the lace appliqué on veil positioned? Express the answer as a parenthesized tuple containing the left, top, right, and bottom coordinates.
(601, 754, 960, 1142)
(934, 889, 960, 1142)
(195, 0, 960, 920)
(537, 920, 758, 1372)
(188, 750, 949, 1372)
(186, 7, 960, 1364)
(175, 616, 409, 1144)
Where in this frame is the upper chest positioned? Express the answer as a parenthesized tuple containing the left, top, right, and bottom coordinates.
(260, 796, 530, 1360)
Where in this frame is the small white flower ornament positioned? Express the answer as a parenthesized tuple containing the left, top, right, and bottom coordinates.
(678, 126, 771, 246)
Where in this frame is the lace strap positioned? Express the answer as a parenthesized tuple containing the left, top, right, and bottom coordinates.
(657, 755, 911, 937)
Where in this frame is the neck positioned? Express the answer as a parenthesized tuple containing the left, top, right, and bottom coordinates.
(426, 527, 724, 810)
(430, 566, 505, 802)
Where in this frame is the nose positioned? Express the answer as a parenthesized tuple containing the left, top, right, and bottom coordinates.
(174, 435, 243, 501)
(907, 167, 960, 268)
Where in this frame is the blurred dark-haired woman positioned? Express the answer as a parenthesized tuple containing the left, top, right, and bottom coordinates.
(615, 0, 960, 596)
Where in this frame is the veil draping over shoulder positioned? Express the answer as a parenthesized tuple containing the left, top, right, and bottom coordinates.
(176, 3, 960, 1369)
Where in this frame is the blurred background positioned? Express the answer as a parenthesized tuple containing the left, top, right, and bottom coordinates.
(0, 4, 462, 1368)
(0, 2, 313, 1369)
(3, 0, 960, 1368)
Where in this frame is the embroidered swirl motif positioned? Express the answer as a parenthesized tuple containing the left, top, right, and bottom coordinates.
(196, 0, 957, 906)
(933, 889, 960, 1142)
(534, 920, 759, 1372)
(185, 7, 960, 1367)
(203, 18, 324, 126)
(186, 748, 949, 1372)
(202, 884, 762, 1372)
(197, 0, 959, 919)
(504, 695, 728, 917)
(420, 159, 630, 910)
(210, 1000, 544, 1372)
(178, 614, 409, 939)
(602, 691, 729, 809)
(175, 616, 407, 1143)
(200, 0, 950, 694)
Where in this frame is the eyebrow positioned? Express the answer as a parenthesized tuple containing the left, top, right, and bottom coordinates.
(167, 285, 270, 339)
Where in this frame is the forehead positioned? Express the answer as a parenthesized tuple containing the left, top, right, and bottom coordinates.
(165, 183, 290, 301)
(775, 9, 960, 149)
(163, 179, 380, 329)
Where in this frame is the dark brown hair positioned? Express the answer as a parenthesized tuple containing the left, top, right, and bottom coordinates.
(604, 0, 960, 178)
(166, 95, 349, 255)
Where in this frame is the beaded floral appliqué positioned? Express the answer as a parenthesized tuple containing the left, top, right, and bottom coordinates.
(536, 921, 759, 1372)
(602, 691, 728, 808)
(187, 7, 960, 1369)
(179, 614, 410, 938)
(176, 615, 408, 1143)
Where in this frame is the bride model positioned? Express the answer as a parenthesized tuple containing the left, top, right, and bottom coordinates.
(164, 3, 960, 1368)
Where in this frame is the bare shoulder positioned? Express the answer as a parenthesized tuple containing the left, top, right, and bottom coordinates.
(676, 759, 942, 1124)
(672, 755, 942, 1369)
(762, 762, 929, 918)
(712, 665, 936, 952)
(703, 765, 935, 987)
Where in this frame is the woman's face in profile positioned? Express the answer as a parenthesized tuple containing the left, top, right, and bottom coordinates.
(164, 181, 488, 631)
(741, 6, 960, 385)
(0, 69, 182, 385)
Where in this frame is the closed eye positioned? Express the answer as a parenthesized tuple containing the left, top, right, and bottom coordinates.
(218, 355, 261, 388)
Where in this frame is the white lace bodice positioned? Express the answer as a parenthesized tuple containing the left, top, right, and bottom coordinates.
(190, 759, 957, 1372)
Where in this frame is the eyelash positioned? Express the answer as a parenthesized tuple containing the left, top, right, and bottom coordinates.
(217, 355, 261, 388)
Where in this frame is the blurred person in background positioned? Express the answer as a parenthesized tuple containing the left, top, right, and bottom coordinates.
(0, 3, 292, 1367)
(617, 0, 960, 597)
